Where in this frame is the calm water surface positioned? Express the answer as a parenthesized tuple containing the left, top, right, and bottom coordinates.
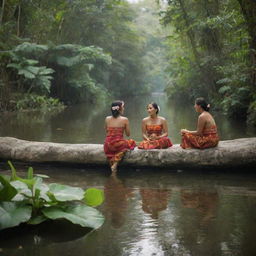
(0, 93, 255, 144)
(0, 94, 256, 256)
(0, 167, 256, 256)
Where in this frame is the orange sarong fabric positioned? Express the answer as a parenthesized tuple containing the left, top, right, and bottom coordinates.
(104, 127, 136, 164)
(181, 125, 219, 149)
(138, 124, 173, 149)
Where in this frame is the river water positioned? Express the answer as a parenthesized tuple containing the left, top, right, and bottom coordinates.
(0, 94, 256, 256)
(0, 93, 255, 144)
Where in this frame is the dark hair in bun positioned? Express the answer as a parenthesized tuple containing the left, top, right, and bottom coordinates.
(111, 100, 124, 118)
(195, 97, 210, 112)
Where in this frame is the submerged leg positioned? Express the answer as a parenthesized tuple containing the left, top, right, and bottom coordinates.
(111, 161, 118, 172)
(109, 151, 125, 172)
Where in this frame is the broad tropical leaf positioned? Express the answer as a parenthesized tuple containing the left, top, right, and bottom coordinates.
(48, 183, 84, 201)
(28, 215, 48, 225)
(42, 204, 104, 229)
(0, 176, 17, 201)
(0, 202, 32, 230)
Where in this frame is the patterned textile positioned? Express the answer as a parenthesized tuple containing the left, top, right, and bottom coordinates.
(138, 124, 173, 149)
(181, 125, 219, 149)
(104, 127, 136, 164)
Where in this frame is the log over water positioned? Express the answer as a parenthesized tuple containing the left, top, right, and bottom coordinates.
(0, 137, 255, 169)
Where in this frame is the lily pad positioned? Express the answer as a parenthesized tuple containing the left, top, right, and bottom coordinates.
(84, 188, 104, 207)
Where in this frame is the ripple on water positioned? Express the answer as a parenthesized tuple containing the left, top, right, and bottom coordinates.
(124, 215, 165, 256)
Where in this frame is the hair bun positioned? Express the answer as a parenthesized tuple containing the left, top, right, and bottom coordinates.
(111, 106, 120, 111)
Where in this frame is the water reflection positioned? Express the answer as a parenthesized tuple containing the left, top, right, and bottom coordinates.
(1, 168, 256, 256)
(104, 173, 133, 228)
(140, 188, 170, 219)
(180, 189, 218, 225)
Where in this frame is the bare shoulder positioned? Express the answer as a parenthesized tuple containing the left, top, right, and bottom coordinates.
(120, 116, 128, 121)
(158, 116, 167, 122)
(198, 113, 207, 121)
(105, 116, 112, 122)
(142, 117, 150, 124)
(120, 116, 129, 124)
(142, 117, 150, 122)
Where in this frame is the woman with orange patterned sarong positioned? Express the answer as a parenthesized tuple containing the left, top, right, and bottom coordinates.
(180, 97, 219, 149)
(138, 102, 173, 149)
(104, 101, 136, 172)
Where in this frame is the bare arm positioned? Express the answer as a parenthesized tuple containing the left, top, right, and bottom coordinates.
(142, 119, 149, 140)
(104, 117, 108, 132)
(181, 115, 205, 135)
(124, 118, 131, 136)
(158, 119, 168, 138)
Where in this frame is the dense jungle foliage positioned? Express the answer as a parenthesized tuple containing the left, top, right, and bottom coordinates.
(0, 0, 149, 110)
(0, 0, 255, 125)
(161, 0, 256, 125)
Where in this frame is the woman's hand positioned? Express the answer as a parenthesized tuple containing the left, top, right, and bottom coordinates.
(181, 129, 189, 135)
(149, 133, 158, 140)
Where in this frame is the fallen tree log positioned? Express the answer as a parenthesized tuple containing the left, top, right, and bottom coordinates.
(0, 137, 255, 169)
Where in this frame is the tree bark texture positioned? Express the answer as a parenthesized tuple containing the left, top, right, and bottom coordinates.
(237, 0, 256, 90)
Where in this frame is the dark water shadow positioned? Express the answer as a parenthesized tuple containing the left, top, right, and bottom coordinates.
(0, 219, 92, 249)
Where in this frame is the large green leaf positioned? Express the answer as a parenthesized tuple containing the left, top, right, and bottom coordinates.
(56, 56, 81, 67)
(38, 67, 55, 75)
(42, 204, 104, 229)
(48, 183, 84, 201)
(0, 176, 17, 201)
(10, 180, 31, 201)
(15, 42, 48, 54)
(0, 202, 32, 230)
(28, 215, 48, 225)
(34, 182, 50, 202)
(84, 188, 104, 207)
(8, 161, 38, 189)
(18, 69, 35, 79)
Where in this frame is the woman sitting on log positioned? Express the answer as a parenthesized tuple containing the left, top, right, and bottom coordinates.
(138, 102, 173, 149)
(180, 97, 219, 149)
(104, 100, 136, 172)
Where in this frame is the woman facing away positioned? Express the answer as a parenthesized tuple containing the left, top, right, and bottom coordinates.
(104, 100, 136, 172)
(180, 97, 219, 149)
(138, 102, 173, 149)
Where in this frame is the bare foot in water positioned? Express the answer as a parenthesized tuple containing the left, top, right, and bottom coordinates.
(111, 162, 118, 172)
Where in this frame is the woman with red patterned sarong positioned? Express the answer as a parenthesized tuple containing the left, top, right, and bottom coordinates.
(180, 97, 219, 149)
(138, 102, 173, 149)
(104, 100, 136, 172)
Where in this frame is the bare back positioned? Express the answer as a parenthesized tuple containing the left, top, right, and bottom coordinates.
(198, 112, 216, 133)
(105, 116, 130, 136)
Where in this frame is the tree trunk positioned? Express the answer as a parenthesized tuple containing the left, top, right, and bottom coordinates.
(177, 0, 217, 95)
(17, 3, 21, 37)
(0, 0, 6, 25)
(202, 0, 222, 56)
(237, 0, 256, 90)
(177, 0, 201, 66)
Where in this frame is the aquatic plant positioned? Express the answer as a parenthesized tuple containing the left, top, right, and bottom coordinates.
(0, 161, 104, 231)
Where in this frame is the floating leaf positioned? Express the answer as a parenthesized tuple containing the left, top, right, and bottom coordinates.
(84, 188, 104, 207)
(42, 204, 104, 229)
